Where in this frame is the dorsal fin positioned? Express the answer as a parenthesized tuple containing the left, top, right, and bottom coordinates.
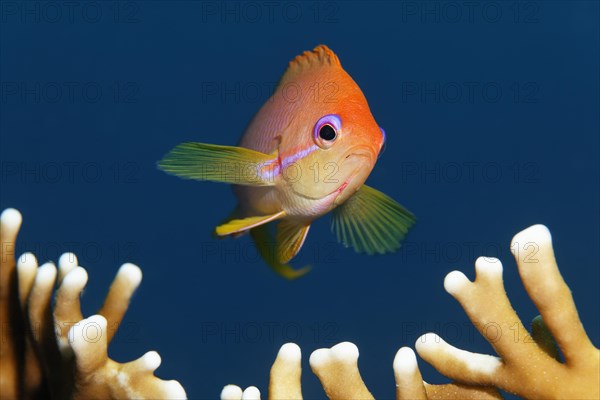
(277, 45, 341, 89)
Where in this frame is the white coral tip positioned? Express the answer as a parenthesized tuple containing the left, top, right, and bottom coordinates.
(118, 263, 143, 287)
(140, 351, 162, 371)
(309, 348, 328, 368)
(69, 315, 107, 351)
(17, 252, 38, 271)
(58, 252, 78, 273)
(475, 256, 503, 277)
(162, 379, 187, 399)
(393, 347, 418, 375)
(331, 341, 359, 360)
(62, 266, 88, 290)
(241, 386, 261, 400)
(310, 341, 358, 369)
(511, 224, 552, 254)
(444, 271, 469, 295)
(0, 208, 22, 234)
(415, 333, 443, 353)
(36, 262, 57, 284)
(278, 342, 301, 362)
(221, 385, 243, 400)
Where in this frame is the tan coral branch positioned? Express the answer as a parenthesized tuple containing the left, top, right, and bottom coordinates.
(222, 341, 500, 400)
(220, 224, 598, 400)
(416, 225, 600, 399)
(0, 208, 187, 399)
(0, 208, 33, 399)
(393, 347, 501, 400)
(310, 342, 374, 400)
(269, 342, 303, 400)
(68, 314, 184, 399)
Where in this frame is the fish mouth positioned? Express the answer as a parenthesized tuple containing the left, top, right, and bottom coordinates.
(332, 165, 372, 206)
(327, 150, 373, 200)
(332, 170, 360, 205)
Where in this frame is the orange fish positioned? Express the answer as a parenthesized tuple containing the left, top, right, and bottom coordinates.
(159, 45, 415, 278)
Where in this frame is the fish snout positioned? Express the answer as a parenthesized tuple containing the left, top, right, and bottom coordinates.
(344, 146, 376, 167)
(331, 147, 377, 205)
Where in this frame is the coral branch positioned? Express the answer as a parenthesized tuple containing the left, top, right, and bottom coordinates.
(416, 224, 600, 399)
(98, 263, 142, 342)
(394, 347, 428, 400)
(220, 224, 598, 400)
(68, 314, 185, 399)
(0, 208, 187, 399)
(269, 343, 303, 399)
(310, 342, 374, 400)
(392, 345, 500, 400)
(222, 342, 499, 400)
(221, 343, 303, 400)
(6, 207, 596, 400)
(0, 208, 32, 399)
(511, 226, 596, 366)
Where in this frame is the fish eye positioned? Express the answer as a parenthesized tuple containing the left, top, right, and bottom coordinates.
(319, 124, 336, 141)
(313, 114, 341, 149)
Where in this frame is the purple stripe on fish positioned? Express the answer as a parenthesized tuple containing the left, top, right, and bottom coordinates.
(281, 144, 319, 169)
(258, 144, 319, 181)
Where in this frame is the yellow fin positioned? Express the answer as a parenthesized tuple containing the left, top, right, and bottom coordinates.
(214, 205, 247, 238)
(276, 220, 311, 264)
(277, 45, 341, 90)
(158, 142, 278, 186)
(215, 211, 285, 236)
(331, 185, 415, 255)
(251, 224, 311, 280)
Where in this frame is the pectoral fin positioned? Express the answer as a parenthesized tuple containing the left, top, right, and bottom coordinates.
(276, 220, 311, 264)
(251, 224, 311, 280)
(215, 211, 285, 236)
(158, 142, 278, 186)
(331, 185, 415, 255)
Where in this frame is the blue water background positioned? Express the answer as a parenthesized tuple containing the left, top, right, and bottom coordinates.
(1, 1, 598, 398)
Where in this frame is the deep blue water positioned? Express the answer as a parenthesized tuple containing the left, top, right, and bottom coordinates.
(1, 1, 598, 399)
